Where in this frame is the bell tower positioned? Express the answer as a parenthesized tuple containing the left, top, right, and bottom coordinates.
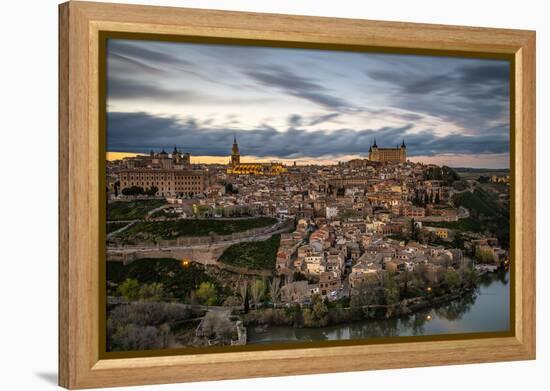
(231, 135, 240, 166)
(369, 139, 379, 161)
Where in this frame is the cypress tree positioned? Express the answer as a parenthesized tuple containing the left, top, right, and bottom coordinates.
(244, 288, 250, 313)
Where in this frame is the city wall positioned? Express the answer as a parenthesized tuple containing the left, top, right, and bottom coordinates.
(107, 245, 227, 265)
(111, 219, 292, 248)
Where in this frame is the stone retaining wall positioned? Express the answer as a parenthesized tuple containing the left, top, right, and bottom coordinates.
(112, 219, 292, 248)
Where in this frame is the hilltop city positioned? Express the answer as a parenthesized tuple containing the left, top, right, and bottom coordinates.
(105, 137, 510, 350)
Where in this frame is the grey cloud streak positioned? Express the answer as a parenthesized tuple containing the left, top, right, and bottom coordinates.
(107, 111, 509, 159)
(366, 61, 510, 132)
(108, 40, 193, 68)
(104, 39, 511, 168)
(245, 67, 352, 111)
(107, 76, 202, 102)
(107, 76, 272, 107)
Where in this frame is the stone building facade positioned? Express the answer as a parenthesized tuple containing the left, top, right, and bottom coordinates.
(116, 147, 209, 197)
(368, 139, 407, 163)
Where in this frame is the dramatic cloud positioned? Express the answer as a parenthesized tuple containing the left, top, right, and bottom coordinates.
(366, 61, 510, 132)
(107, 111, 509, 159)
(107, 77, 202, 102)
(309, 113, 341, 126)
(105, 39, 511, 167)
(288, 114, 303, 127)
(245, 67, 352, 111)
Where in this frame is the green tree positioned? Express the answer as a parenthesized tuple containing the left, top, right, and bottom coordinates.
(293, 271, 308, 281)
(195, 282, 217, 307)
(460, 267, 478, 286)
(311, 293, 328, 323)
(268, 277, 281, 309)
(239, 280, 249, 313)
(225, 183, 238, 194)
(444, 270, 461, 289)
(114, 181, 120, 197)
(351, 275, 380, 309)
(139, 282, 164, 302)
(146, 186, 159, 196)
(121, 186, 145, 196)
(477, 175, 490, 183)
(382, 275, 400, 305)
(243, 287, 250, 313)
(118, 278, 140, 301)
(250, 280, 265, 309)
(400, 269, 412, 297)
(475, 246, 496, 264)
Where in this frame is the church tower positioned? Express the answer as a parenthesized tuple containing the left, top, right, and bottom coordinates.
(368, 139, 379, 161)
(230, 135, 240, 166)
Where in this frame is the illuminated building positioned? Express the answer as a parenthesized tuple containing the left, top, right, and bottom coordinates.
(368, 139, 407, 163)
(117, 147, 209, 197)
(227, 136, 286, 175)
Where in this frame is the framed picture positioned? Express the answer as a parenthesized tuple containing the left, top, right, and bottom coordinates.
(59, 1, 536, 389)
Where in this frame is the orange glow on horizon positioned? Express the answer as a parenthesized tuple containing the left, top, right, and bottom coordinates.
(106, 152, 146, 161)
(106, 152, 509, 169)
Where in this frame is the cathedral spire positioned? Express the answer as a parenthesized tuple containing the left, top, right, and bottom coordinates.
(231, 134, 240, 166)
(401, 139, 406, 148)
(373, 138, 378, 148)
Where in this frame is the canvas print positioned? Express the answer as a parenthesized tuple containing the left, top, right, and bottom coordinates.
(105, 38, 511, 353)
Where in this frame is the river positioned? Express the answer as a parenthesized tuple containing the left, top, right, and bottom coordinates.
(248, 271, 510, 344)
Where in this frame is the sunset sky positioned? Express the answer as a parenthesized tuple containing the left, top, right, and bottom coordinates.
(106, 39, 511, 168)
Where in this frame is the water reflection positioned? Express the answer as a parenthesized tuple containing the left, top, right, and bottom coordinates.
(248, 271, 510, 344)
(433, 293, 476, 322)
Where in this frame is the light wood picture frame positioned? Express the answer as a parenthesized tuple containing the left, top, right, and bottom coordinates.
(59, 1, 536, 389)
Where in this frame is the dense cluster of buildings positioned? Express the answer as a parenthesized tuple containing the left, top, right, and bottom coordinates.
(276, 222, 469, 303)
(108, 140, 508, 302)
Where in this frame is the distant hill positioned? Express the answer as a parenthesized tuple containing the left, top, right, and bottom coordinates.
(451, 186, 510, 248)
(451, 167, 510, 173)
(452, 167, 509, 181)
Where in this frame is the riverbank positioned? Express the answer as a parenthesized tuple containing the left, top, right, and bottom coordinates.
(247, 270, 509, 344)
(243, 284, 476, 331)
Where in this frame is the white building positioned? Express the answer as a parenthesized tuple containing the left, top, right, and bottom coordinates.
(326, 206, 339, 219)
(305, 253, 326, 274)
